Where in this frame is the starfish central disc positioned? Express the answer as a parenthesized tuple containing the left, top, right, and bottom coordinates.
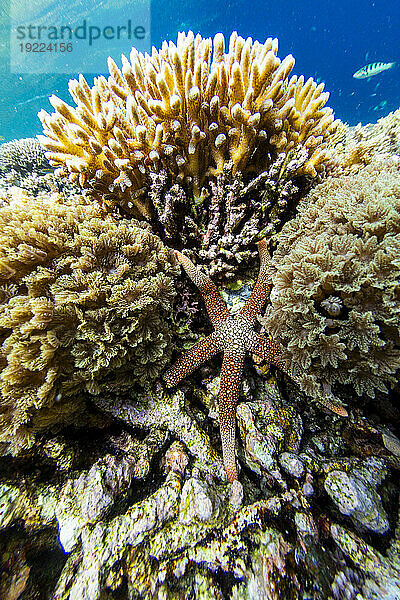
(216, 317, 260, 352)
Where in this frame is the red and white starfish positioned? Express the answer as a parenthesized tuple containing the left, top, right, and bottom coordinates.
(164, 239, 347, 482)
(164, 239, 296, 481)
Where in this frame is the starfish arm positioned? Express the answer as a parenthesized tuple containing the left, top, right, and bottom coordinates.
(318, 396, 348, 417)
(251, 336, 349, 417)
(164, 332, 221, 387)
(175, 250, 230, 328)
(239, 238, 272, 322)
(218, 350, 245, 482)
(250, 332, 296, 380)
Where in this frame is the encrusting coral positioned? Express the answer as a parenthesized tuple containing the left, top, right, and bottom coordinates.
(38, 31, 339, 278)
(0, 187, 177, 455)
(259, 157, 400, 406)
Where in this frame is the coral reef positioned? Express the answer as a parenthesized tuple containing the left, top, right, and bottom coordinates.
(1, 33, 399, 600)
(259, 157, 400, 406)
(38, 31, 339, 278)
(0, 137, 50, 175)
(333, 108, 400, 172)
(0, 186, 177, 455)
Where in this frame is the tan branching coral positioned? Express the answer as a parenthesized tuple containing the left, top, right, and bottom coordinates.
(0, 188, 177, 455)
(259, 158, 400, 405)
(38, 31, 338, 218)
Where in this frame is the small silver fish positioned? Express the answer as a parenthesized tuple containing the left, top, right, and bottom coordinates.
(353, 61, 396, 79)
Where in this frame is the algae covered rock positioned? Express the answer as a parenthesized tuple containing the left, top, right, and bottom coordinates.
(324, 457, 389, 534)
(0, 187, 177, 455)
(0, 370, 397, 600)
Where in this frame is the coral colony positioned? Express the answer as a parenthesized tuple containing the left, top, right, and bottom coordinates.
(260, 158, 400, 402)
(38, 31, 339, 280)
(38, 31, 337, 211)
(0, 190, 177, 454)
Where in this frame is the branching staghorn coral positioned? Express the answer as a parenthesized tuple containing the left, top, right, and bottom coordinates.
(38, 31, 339, 277)
(0, 187, 177, 455)
(260, 158, 400, 408)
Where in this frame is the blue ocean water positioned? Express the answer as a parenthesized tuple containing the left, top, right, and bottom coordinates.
(0, 0, 399, 142)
